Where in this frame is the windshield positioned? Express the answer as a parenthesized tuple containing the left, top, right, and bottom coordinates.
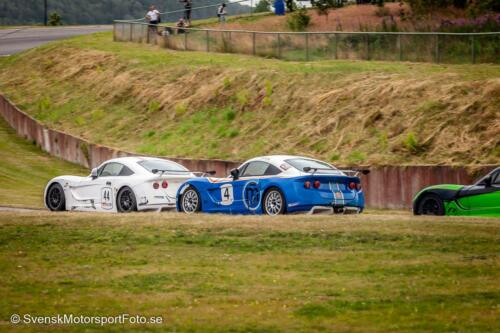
(285, 158, 342, 175)
(138, 159, 189, 174)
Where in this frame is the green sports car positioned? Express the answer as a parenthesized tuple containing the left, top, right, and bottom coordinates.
(413, 167, 500, 217)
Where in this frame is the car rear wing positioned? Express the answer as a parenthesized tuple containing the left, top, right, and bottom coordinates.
(152, 169, 216, 177)
(303, 167, 370, 177)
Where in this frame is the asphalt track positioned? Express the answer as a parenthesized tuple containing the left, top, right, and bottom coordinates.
(0, 25, 111, 56)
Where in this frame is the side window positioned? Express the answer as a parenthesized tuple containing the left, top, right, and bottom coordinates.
(240, 161, 281, 177)
(264, 164, 281, 176)
(119, 165, 134, 176)
(492, 171, 500, 186)
(99, 163, 125, 177)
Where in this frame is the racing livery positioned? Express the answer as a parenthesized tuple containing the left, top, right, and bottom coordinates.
(413, 167, 500, 217)
(177, 155, 366, 215)
(44, 157, 196, 212)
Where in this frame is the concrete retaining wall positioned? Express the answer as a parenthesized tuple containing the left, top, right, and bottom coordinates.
(0, 94, 495, 209)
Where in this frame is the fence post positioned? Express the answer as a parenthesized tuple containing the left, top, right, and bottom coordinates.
(398, 34, 402, 61)
(185, 30, 188, 51)
(435, 34, 440, 63)
(253, 32, 256, 56)
(305, 33, 309, 61)
(470, 35, 475, 64)
(146, 25, 149, 44)
(113, 23, 116, 42)
(334, 33, 338, 59)
(206, 30, 210, 52)
(129, 23, 133, 41)
(277, 33, 281, 59)
(366, 34, 370, 60)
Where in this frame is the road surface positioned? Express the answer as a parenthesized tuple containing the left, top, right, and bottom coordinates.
(0, 25, 111, 56)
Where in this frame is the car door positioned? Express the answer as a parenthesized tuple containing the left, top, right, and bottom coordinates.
(458, 170, 500, 216)
(238, 161, 282, 213)
(96, 163, 135, 211)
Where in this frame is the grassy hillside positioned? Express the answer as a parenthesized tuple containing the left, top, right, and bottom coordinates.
(0, 32, 499, 165)
(1, 211, 499, 332)
(0, 117, 86, 208)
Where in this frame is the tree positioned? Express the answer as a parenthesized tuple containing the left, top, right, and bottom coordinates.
(311, 0, 336, 22)
(254, 0, 271, 13)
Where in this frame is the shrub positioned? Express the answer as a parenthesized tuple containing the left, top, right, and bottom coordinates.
(403, 132, 423, 153)
(375, 5, 391, 17)
(287, 7, 311, 31)
(148, 100, 161, 113)
(48, 12, 62, 26)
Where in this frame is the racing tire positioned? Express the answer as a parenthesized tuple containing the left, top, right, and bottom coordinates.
(180, 186, 201, 214)
(263, 188, 286, 216)
(46, 183, 66, 211)
(116, 186, 137, 213)
(416, 194, 445, 216)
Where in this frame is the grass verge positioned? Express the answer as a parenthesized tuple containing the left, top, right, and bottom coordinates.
(0, 211, 498, 332)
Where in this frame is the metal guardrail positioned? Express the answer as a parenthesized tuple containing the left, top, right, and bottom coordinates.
(113, 21, 500, 64)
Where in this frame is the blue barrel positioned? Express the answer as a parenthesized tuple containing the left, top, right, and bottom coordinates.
(274, 0, 285, 15)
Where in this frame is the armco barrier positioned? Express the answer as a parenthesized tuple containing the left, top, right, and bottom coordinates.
(0, 94, 495, 209)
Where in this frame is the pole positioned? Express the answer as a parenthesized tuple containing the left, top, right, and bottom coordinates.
(206, 30, 209, 52)
(305, 33, 309, 61)
(398, 34, 402, 61)
(470, 35, 475, 64)
(44, 0, 48, 26)
(253, 32, 256, 56)
(277, 33, 281, 59)
(435, 34, 440, 63)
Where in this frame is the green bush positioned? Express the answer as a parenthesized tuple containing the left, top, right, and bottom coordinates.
(287, 7, 311, 32)
(48, 12, 62, 26)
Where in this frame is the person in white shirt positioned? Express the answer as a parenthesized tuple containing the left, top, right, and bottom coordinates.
(146, 5, 161, 29)
(217, 3, 227, 23)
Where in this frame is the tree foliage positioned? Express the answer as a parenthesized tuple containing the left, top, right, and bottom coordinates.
(254, 0, 271, 13)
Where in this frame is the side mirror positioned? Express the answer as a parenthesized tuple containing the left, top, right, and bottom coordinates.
(230, 168, 239, 180)
(483, 175, 492, 187)
(91, 168, 98, 179)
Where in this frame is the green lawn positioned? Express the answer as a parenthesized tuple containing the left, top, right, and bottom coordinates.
(0, 117, 87, 208)
(0, 211, 498, 332)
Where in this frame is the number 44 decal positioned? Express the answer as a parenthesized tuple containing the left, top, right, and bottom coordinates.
(220, 184, 234, 205)
(101, 187, 113, 210)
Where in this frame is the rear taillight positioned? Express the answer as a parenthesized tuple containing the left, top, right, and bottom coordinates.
(313, 180, 321, 189)
(162, 180, 168, 189)
(153, 182, 159, 189)
(348, 182, 356, 190)
(304, 181, 311, 189)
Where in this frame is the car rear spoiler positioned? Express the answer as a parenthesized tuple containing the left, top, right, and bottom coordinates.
(303, 167, 370, 177)
(152, 169, 216, 177)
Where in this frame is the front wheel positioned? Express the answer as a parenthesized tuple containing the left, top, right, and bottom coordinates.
(180, 186, 201, 214)
(46, 183, 66, 211)
(416, 194, 445, 216)
(116, 186, 137, 213)
(263, 188, 286, 216)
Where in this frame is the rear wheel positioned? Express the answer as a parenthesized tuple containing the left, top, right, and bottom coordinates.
(116, 186, 137, 213)
(180, 186, 201, 214)
(417, 194, 445, 216)
(263, 188, 286, 216)
(46, 183, 65, 211)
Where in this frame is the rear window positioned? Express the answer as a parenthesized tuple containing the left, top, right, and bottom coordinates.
(285, 158, 342, 175)
(138, 159, 189, 174)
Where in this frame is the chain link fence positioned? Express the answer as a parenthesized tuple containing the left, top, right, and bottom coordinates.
(113, 21, 499, 64)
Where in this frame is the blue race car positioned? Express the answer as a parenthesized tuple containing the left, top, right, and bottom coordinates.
(176, 155, 367, 215)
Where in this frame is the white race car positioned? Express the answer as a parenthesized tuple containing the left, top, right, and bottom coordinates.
(44, 157, 197, 212)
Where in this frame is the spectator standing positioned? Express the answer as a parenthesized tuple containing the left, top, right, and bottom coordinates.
(217, 3, 227, 23)
(180, 0, 192, 26)
(145, 5, 161, 33)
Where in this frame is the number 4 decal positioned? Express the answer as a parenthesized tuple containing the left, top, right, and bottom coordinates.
(220, 184, 234, 205)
